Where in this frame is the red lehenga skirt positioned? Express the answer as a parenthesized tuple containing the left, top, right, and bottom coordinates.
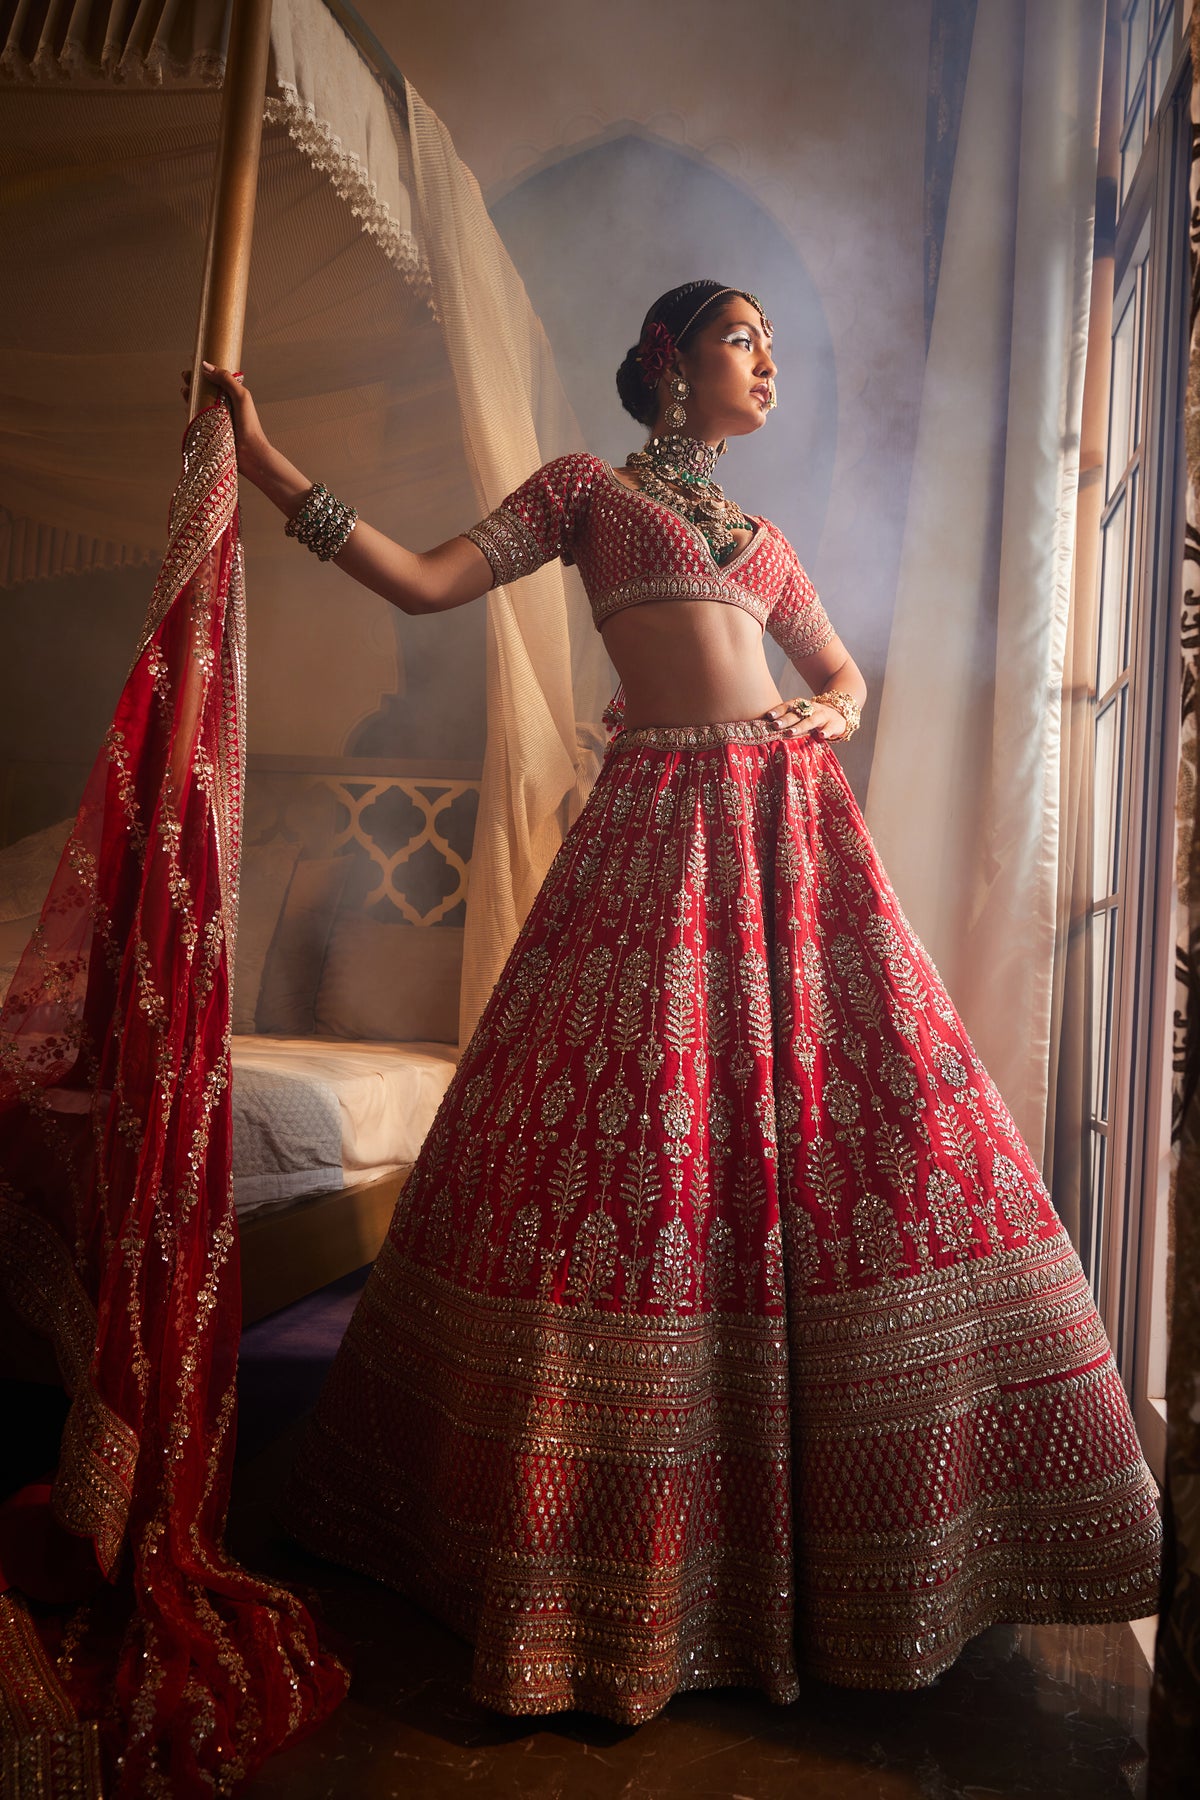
(284, 718, 1161, 1721)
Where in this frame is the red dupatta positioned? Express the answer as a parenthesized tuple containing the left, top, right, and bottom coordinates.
(0, 403, 347, 1796)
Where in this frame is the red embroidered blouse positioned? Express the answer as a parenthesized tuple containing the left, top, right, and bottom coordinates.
(464, 453, 836, 670)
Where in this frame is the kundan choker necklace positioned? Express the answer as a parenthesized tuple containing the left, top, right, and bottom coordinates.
(624, 433, 755, 566)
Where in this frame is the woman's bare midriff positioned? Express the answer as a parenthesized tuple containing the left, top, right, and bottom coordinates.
(600, 598, 786, 729)
(598, 463, 787, 727)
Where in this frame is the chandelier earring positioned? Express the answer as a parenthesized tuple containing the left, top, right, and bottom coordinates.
(665, 373, 690, 431)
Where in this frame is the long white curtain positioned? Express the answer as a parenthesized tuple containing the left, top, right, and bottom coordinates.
(865, 0, 1105, 1168)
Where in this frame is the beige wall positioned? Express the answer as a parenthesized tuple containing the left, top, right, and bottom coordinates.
(359, 0, 934, 785)
(1, 0, 936, 835)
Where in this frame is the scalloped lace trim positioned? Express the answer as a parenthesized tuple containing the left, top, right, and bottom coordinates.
(0, 60, 437, 331)
(264, 85, 435, 315)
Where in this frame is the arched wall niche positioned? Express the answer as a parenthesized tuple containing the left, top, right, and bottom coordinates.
(489, 127, 839, 674)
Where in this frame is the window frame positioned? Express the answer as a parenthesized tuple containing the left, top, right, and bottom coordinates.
(1088, 4, 1191, 1477)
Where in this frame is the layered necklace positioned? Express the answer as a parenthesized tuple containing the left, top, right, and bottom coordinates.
(624, 434, 755, 566)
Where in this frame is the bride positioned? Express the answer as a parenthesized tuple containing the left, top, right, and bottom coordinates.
(204, 277, 1160, 1722)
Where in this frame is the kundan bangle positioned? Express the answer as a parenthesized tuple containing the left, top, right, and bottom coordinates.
(285, 482, 358, 561)
(813, 689, 862, 739)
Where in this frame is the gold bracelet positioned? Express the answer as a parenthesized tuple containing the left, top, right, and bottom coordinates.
(812, 689, 862, 739)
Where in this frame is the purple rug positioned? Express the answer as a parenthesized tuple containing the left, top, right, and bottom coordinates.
(236, 1265, 369, 1464)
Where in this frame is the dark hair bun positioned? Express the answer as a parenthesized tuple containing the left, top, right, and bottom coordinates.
(616, 344, 655, 426)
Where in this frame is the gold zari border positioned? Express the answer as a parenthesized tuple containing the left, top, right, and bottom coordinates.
(0, 1598, 103, 1800)
(0, 1197, 139, 1575)
(288, 1227, 1161, 1718)
(613, 715, 824, 751)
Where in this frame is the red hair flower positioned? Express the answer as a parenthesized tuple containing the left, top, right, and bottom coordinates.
(637, 321, 675, 390)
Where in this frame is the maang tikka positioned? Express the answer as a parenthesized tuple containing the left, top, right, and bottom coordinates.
(665, 374, 689, 431)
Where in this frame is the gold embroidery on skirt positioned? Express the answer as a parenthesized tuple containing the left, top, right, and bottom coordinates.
(284, 727, 1161, 1721)
(0, 1596, 104, 1799)
(0, 1201, 138, 1575)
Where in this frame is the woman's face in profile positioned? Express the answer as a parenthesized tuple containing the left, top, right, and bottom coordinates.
(674, 302, 777, 441)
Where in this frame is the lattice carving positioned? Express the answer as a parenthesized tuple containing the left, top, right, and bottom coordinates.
(244, 767, 480, 927)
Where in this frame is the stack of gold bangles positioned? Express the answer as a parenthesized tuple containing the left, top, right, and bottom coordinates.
(812, 689, 862, 739)
(285, 482, 358, 561)
(772, 692, 862, 739)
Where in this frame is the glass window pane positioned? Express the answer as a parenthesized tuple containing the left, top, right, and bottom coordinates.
(1124, 0, 1151, 113)
(1122, 467, 1139, 672)
(1133, 263, 1147, 451)
(1121, 92, 1147, 204)
(1090, 913, 1116, 1121)
(1097, 492, 1129, 695)
(1150, 11, 1175, 115)
(1108, 292, 1136, 490)
(1089, 1129, 1107, 1269)
(1093, 692, 1127, 901)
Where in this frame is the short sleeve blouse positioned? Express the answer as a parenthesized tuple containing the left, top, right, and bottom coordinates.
(465, 454, 835, 666)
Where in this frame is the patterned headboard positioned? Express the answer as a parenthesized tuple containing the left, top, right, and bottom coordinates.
(244, 757, 480, 926)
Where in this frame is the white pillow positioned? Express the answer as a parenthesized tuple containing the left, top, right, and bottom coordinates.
(0, 820, 72, 923)
(0, 912, 38, 1007)
(315, 919, 463, 1045)
(231, 842, 301, 1035)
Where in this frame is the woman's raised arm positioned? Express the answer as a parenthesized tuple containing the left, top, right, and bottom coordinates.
(198, 364, 494, 615)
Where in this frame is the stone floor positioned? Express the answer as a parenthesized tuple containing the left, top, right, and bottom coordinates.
(230, 1429, 1154, 1800)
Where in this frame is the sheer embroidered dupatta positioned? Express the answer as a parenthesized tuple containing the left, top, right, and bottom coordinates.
(0, 404, 346, 1797)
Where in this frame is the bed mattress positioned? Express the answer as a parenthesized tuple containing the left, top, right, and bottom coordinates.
(230, 1036, 458, 1217)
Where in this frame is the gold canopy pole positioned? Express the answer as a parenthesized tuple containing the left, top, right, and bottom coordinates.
(188, 0, 274, 420)
(175, 0, 272, 802)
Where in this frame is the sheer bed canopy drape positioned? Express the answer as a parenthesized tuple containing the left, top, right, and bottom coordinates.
(0, 0, 608, 1791)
